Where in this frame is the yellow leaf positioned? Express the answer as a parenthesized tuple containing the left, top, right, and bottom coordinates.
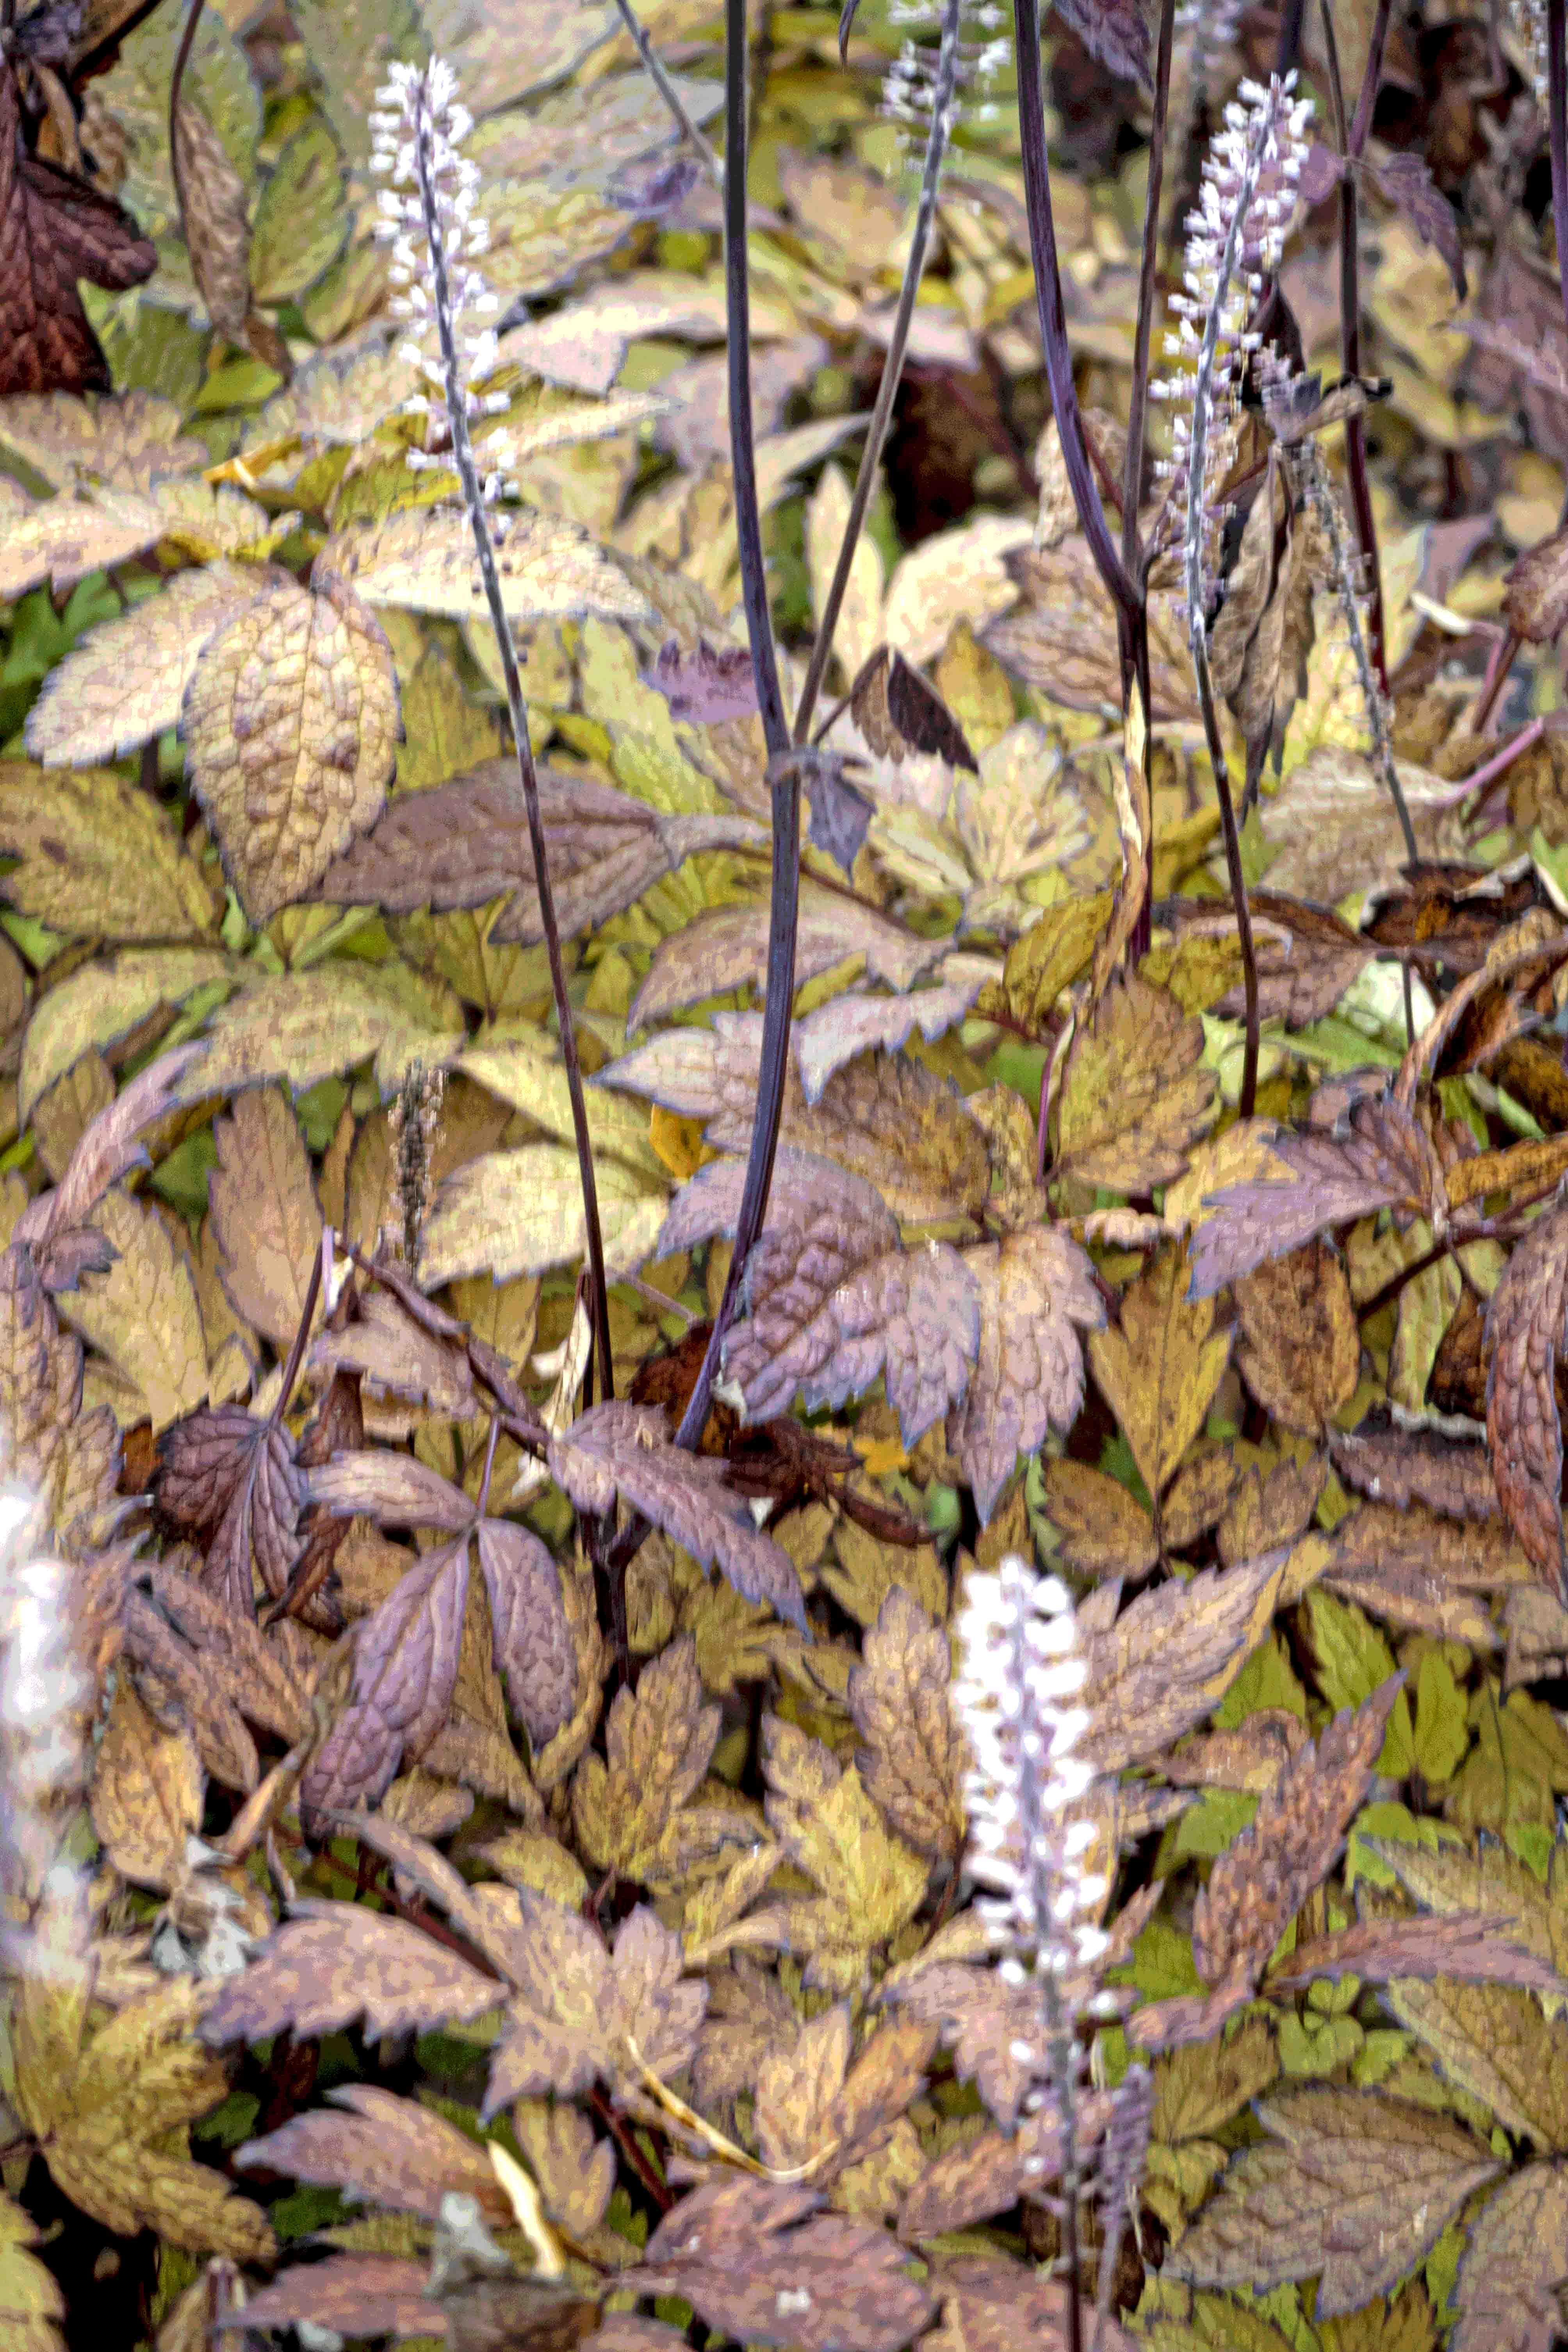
(0, 763, 216, 942)
(182, 565, 402, 923)
(1089, 1243, 1232, 1504)
(60, 1188, 209, 1433)
(649, 1103, 707, 1181)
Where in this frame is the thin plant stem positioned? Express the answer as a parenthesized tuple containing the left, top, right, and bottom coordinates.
(792, 0, 963, 745)
(408, 92, 617, 1434)
(1046, 1982, 1085, 2352)
(1333, 0, 1393, 689)
(167, 0, 206, 225)
(611, 0, 724, 188)
(1123, 0, 1176, 580)
(1549, 0, 1568, 348)
(673, 0, 799, 1455)
(1012, 0, 1139, 629)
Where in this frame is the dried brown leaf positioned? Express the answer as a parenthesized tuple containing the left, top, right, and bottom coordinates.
(1327, 1419, 1502, 1521)
(171, 94, 251, 343)
(847, 1588, 966, 1863)
(629, 879, 943, 1030)
(1037, 1458, 1158, 1581)
(208, 1086, 323, 1352)
(236, 2083, 506, 2222)
(1233, 1240, 1360, 1436)
(621, 2176, 935, 2352)
(1451, 2159, 1568, 2352)
(947, 1228, 1104, 1522)
(1386, 1974, 1568, 2149)
(924, 2255, 1131, 2352)
(89, 1678, 203, 1894)
(657, 1148, 980, 1455)
(1078, 1551, 1288, 1775)
(204, 1902, 498, 2046)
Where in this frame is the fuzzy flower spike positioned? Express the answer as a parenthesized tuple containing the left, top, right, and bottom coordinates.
(1152, 73, 1312, 620)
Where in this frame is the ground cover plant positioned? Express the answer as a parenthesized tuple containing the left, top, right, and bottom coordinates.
(10, 0, 1568, 2346)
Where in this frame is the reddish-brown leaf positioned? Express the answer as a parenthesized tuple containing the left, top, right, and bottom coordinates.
(1266, 1911, 1568, 1996)
(0, 53, 155, 395)
(1451, 2159, 1568, 2352)
(473, 1519, 574, 1750)
(235, 2083, 507, 2221)
(1486, 1197, 1568, 1595)
(155, 1405, 303, 1620)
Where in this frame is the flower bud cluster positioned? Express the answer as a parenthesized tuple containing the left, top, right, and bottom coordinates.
(882, 0, 1010, 142)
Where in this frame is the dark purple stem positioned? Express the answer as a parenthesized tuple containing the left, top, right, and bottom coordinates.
(1123, 0, 1176, 578)
(1340, 0, 1395, 689)
(673, 0, 798, 1454)
(1550, 0, 1568, 350)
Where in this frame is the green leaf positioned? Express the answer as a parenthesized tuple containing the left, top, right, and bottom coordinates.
(1412, 1649, 1469, 1785)
(1302, 1587, 1414, 1774)
(249, 118, 349, 303)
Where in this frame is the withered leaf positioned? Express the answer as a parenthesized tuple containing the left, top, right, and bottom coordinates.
(1037, 1457, 1158, 1581)
(1190, 1677, 1402, 1989)
(792, 956, 994, 1105)
(1327, 1418, 1502, 1522)
(1486, 1196, 1568, 1595)
(657, 1148, 980, 1453)
(985, 540, 1196, 722)
(850, 646, 978, 772)
(218, 2254, 438, 2343)
(89, 1678, 203, 1894)
(1078, 1551, 1288, 1774)
(1055, 975, 1215, 1193)
(1451, 2159, 1568, 2352)
(317, 757, 763, 944)
(14, 1975, 274, 2263)
(299, 1535, 470, 1824)
(171, 92, 252, 344)
(203, 1901, 499, 2046)
(947, 1228, 1104, 1522)
(1504, 523, 1568, 646)
(621, 2176, 935, 2352)
(570, 1632, 720, 1882)
(1372, 150, 1466, 299)
(182, 562, 402, 923)
(645, 635, 759, 722)
(123, 1554, 312, 1788)
(155, 1404, 303, 1621)
(925, 2256, 1132, 2352)
(1233, 1240, 1360, 1436)
(236, 2083, 506, 2222)
(481, 1896, 705, 2117)
(1089, 1244, 1232, 1509)
(1188, 1090, 1440, 1297)
(549, 1401, 806, 1629)
(473, 1518, 576, 1751)
(208, 1086, 323, 1352)
(629, 877, 943, 1031)
(0, 53, 154, 396)
(1265, 1912, 1568, 1997)
(1167, 2087, 1499, 2319)
(847, 1588, 967, 1864)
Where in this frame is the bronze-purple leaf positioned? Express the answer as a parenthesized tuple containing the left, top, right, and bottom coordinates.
(548, 1400, 806, 1630)
(620, 2176, 935, 2352)
(850, 645, 978, 773)
(473, 1518, 574, 1748)
(299, 1536, 470, 1830)
(155, 1404, 303, 1620)
(204, 1905, 499, 2047)
(644, 637, 759, 723)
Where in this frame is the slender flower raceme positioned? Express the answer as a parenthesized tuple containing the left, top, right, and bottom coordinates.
(0, 1483, 92, 1979)
(366, 61, 618, 1475)
(953, 1556, 1112, 2333)
(1153, 73, 1312, 621)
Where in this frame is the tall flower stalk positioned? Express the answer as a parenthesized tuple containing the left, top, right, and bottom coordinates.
(1156, 73, 1310, 1115)
(368, 65, 616, 1439)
